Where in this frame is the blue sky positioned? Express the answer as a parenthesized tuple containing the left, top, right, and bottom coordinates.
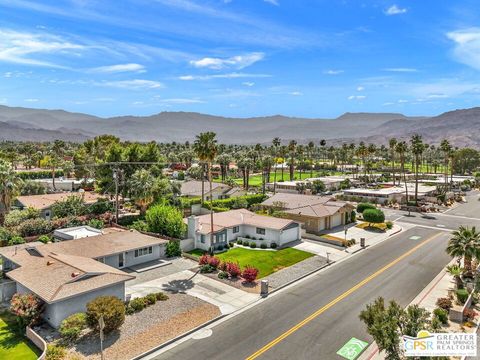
(0, 0, 480, 118)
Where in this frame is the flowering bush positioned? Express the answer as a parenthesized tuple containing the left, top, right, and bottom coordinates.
(242, 266, 259, 283)
(463, 308, 477, 321)
(218, 261, 228, 272)
(10, 293, 44, 328)
(199, 254, 209, 265)
(436, 297, 453, 311)
(207, 256, 221, 268)
(226, 262, 241, 278)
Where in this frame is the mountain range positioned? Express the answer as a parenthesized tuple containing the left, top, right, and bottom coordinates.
(0, 105, 479, 147)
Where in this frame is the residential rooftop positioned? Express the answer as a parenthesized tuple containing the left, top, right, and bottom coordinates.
(15, 192, 105, 210)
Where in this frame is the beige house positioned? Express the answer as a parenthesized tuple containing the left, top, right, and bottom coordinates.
(261, 193, 355, 234)
(0, 229, 168, 328)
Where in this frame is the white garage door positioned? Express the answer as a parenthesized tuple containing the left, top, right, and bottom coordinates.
(331, 213, 342, 228)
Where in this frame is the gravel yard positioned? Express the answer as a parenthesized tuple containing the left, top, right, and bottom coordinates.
(55, 293, 219, 360)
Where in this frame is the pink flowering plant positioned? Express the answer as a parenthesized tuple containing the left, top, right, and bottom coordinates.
(10, 293, 44, 328)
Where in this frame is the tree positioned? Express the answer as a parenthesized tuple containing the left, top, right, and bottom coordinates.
(288, 140, 297, 181)
(0, 159, 22, 225)
(446, 264, 464, 289)
(410, 134, 424, 205)
(51, 195, 86, 218)
(446, 226, 480, 276)
(363, 208, 385, 226)
(86, 296, 125, 334)
(311, 180, 326, 194)
(145, 203, 186, 238)
(272, 137, 281, 194)
(194, 132, 218, 253)
(389, 138, 397, 186)
(10, 293, 44, 329)
(395, 141, 409, 205)
(129, 169, 156, 215)
(440, 139, 452, 189)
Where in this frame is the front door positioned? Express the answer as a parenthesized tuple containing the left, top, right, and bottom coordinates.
(118, 253, 125, 268)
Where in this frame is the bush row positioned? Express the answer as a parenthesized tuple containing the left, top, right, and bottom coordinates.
(125, 292, 169, 314)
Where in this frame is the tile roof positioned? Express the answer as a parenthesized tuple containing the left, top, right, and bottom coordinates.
(189, 209, 297, 235)
(15, 192, 105, 210)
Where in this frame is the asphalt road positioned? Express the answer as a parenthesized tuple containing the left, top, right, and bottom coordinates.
(445, 190, 480, 218)
(151, 227, 451, 360)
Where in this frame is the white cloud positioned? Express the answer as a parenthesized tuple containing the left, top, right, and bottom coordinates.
(397, 99, 408, 103)
(264, 0, 279, 5)
(385, 5, 407, 16)
(89, 63, 146, 73)
(324, 69, 344, 75)
(0, 28, 84, 67)
(99, 79, 163, 90)
(242, 81, 255, 87)
(426, 93, 448, 99)
(447, 28, 480, 70)
(158, 98, 205, 104)
(289, 91, 303, 96)
(383, 67, 417, 72)
(190, 52, 264, 70)
(357, 86, 364, 91)
(348, 95, 366, 100)
(382, 102, 395, 106)
(178, 72, 271, 80)
(24, 98, 39, 102)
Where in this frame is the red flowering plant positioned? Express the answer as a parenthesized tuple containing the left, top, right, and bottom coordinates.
(207, 256, 220, 269)
(226, 262, 241, 278)
(10, 293, 44, 329)
(198, 254, 210, 265)
(242, 266, 259, 283)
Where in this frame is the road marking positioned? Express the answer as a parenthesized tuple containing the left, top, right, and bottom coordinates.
(436, 224, 446, 228)
(409, 236, 421, 240)
(337, 338, 369, 360)
(245, 233, 442, 360)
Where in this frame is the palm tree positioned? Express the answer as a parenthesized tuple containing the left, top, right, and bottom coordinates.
(446, 264, 464, 289)
(194, 132, 218, 253)
(395, 141, 409, 205)
(410, 134, 424, 205)
(389, 138, 397, 185)
(129, 169, 155, 215)
(307, 141, 315, 177)
(446, 226, 480, 277)
(288, 140, 297, 181)
(0, 160, 22, 225)
(440, 139, 452, 189)
(319, 139, 326, 164)
(272, 137, 281, 194)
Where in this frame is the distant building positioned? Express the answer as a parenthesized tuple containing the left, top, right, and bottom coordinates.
(53, 225, 103, 241)
(179, 180, 246, 200)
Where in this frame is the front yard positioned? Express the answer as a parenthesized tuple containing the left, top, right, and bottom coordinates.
(0, 311, 40, 360)
(212, 247, 314, 278)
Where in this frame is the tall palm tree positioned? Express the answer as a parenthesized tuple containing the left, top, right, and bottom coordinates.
(319, 139, 326, 164)
(446, 264, 464, 289)
(272, 137, 281, 194)
(194, 132, 218, 253)
(288, 140, 297, 181)
(446, 226, 480, 276)
(395, 141, 409, 204)
(307, 141, 315, 177)
(389, 138, 397, 185)
(129, 169, 155, 216)
(0, 160, 22, 225)
(410, 134, 424, 205)
(440, 139, 452, 189)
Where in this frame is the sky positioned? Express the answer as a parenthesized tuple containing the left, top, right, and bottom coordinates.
(1, 0, 480, 118)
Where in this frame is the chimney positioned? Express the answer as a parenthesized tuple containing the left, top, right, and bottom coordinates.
(187, 215, 198, 239)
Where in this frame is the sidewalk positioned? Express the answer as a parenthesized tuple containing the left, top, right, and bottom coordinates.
(126, 269, 259, 315)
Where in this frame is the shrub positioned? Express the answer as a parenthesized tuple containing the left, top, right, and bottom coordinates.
(350, 210, 356, 222)
(17, 218, 53, 237)
(46, 344, 66, 360)
(245, 235, 251, 239)
(87, 200, 114, 215)
(456, 289, 469, 304)
(38, 235, 52, 244)
(145, 203, 186, 238)
(463, 308, 477, 321)
(20, 180, 47, 196)
(363, 209, 385, 224)
(87, 219, 104, 229)
(228, 242, 234, 248)
(242, 266, 259, 283)
(385, 221, 393, 229)
(270, 242, 278, 249)
(128, 297, 147, 312)
(207, 256, 221, 268)
(144, 293, 157, 305)
(8, 235, 25, 246)
(260, 243, 267, 249)
(237, 239, 243, 245)
(51, 195, 86, 219)
(155, 292, 169, 301)
(165, 240, 182, 257)
(10, 293, 43, 328)
(86, 296, 125, 333)
(129, 220, 149, 232)
(356, 203, 376, 213)
(200, 264, 216, 273)
(59, 313, 87, 341)
(249, 242, 257, 248)
(218, 271, 228, 279)
(218, 261, 227, 271)
(433, 308, 449, 325)
(436, 297, 453, 311)
(199, 254, 209, 265)
(226, 262, 241, 278)
(0, 226, 13, 245)
(4, 208, 40, 227)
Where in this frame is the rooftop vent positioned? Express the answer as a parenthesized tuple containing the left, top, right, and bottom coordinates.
(71, 272, 80, 278)
(47, 260, 54, 266)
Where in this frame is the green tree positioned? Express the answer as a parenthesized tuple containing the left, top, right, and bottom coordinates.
(145, 203, 186, 238)
(0, 159, 22, 224)
(446, 226, 480, 276)
(129, 169, 156, 215)
(363, 208, 385, 226)
(410, 134, 424, 205)
(51, 195, 86, 218)
(86, 296, 125, 334)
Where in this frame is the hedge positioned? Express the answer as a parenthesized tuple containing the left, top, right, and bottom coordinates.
(17, 170, 64, 180)
(204, 194, 267, 210)
(356, 202, 377, 213)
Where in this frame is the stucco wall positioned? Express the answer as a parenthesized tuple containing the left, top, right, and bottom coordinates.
(100, 244, 165, 269)
(43, 282, 125, 328)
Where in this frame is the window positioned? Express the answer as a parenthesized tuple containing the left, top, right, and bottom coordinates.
(134, 246, 153, 257)
(200, 234, 206, 243)
(256, 228, 266, 235)
(233, 226, 239, 233)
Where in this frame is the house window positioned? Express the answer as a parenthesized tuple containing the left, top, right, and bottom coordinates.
(233, 226, 239, 233)
(200, 234, 206, 243)
(134, 246, 153, 257)
(256, 228, 266, 235)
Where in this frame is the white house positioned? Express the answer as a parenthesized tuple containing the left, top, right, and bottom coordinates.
(186, 209, 301, 251)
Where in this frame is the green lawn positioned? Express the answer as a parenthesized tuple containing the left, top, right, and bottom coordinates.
(0, 311, 40, 360)
(218, 170, 342, 187)
(214, 247, 315, 278)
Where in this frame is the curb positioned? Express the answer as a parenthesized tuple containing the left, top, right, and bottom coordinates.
(268, 260, 336, 295)
(388, 225, 403, 237)
(130, 313, 227, 360)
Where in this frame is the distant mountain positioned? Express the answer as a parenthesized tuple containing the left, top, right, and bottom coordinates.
(0, 105, 478, 147)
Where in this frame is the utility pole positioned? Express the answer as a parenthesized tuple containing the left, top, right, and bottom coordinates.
(113, 168, 120, 224)
(99, 316, 105, 360)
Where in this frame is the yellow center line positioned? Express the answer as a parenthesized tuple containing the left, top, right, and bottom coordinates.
(245, 233, 442, 360)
